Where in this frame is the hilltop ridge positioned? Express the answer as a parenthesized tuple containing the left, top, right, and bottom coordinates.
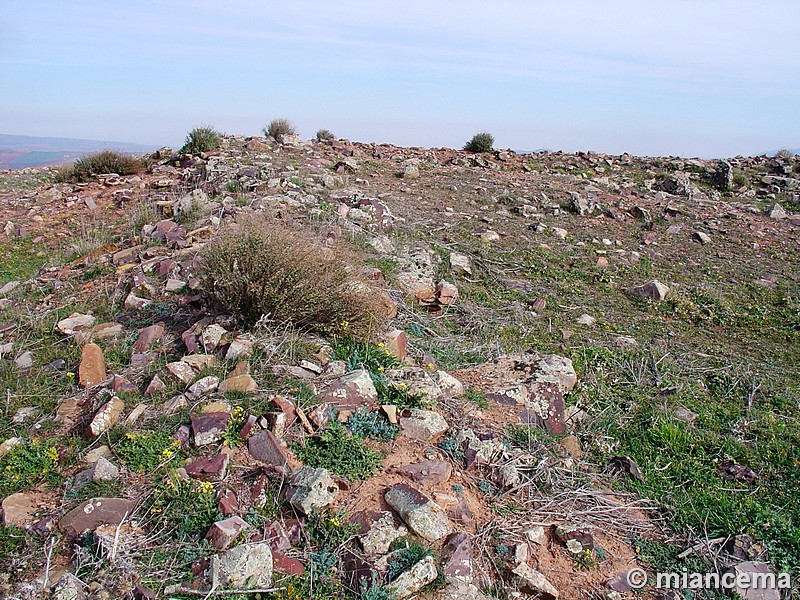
(0, 133, 798, 599)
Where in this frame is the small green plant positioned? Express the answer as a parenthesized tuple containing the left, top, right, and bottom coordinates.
(0, 439, 59, 496)
(465, 387, 489, 409)
(372, 374, 430, 410)
(359, 576, 398, 600)
(293, 421, 383, 481)
(115, 431, 180, 473)
(148, 472, 220, 539)
(180, 125, 221, 154)
(571, 548, 598, 570)
(347, 407, 399, 441)
(438, 437, 463, 460)
(316, 129, 335, 142)
(331, 337, 400, 373)
(732, 170, 748, 187)
(56, 150, 143, 182)
(387, 539, 432, 581)
(264, 118, 297, 139)
(463, 131, 494, 153)
(305, 508, 359, 549)
(222, 406, 247, 448)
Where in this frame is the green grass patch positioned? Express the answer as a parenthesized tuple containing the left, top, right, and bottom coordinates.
(0, 439, 59, 496)
(114, 431, 181, 473)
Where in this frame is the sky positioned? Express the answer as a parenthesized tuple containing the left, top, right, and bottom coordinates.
(1, 1, 799, 158)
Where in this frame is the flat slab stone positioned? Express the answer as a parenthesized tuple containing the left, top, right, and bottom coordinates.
(59, 497, 138, 536)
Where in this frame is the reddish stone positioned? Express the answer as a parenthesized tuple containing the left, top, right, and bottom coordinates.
(206, 516, 248, 550)
(272, 551, 305, 576)
(238, 414, 257, 439)
(79, 343, 106, 388)
(59, 498, 137, 537)
(219, 491, 238, 516)
(132, 322, 166, 353)
(247, 430, 289, 467)
(185, 454, 229, 481)
(395, 460, 452, 485)
(441, 532, 473, 580)
(112, 375, 138, 394)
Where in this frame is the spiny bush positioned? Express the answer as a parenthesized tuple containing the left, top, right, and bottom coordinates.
(264, 118, 296, 139)
(463, 131, 494, 153)
(201, 214, 387, 338)
(180, 125, 221, 154)
(315, 128, 335, 142)
(56, 150, 144, 182)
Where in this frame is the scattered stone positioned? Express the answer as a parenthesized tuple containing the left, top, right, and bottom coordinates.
(1, 492, 37, 526)
(384, 483, 452, 542)
(185, 375, 219, 400)
(609, 455, 645, 482)
(400, 409, 449, 440)
(84, 445, 112, 464)
(318, 369, 378, 407)
(247, 430, 289, 468)
(385, 329, 408, 361)
(206, 516, 249, 550)
(673, 406, 698, 423)
(88, 397, 125, 437)
(441, 582, 496, 600)
(395, 460, 452, 485)
(388, 555, 437, 599)
(13, 351, 33, 370)
(480, 230, 500, 243)
(286, 467, 339, 515)
(512, 562, 560, 599)
(186, 454, 229, 481)
(441, 532, 473, 582)
(132, 322, 166, 352)
(73, 457, 120, 488)
(57, 313, 96, 335)
(767, 203, 787, 220)
(357, 510, 408, 555)
(191, 412, 231, 446)
(437, 280, 459, 305)
(555, 525, 594, 551)
(59, 497, 138, 536)
(210, 541, 273, 590)
(12, 406, 37, 423)
(165, 360, 196, 385)
(449, 252, 472, 275)
(694, 231, 712, 244)
(625, 280, 669, 301)
(79, 343, 106, 388)
(726, 562, 781, 600)
(219, 373, 258, 393)
(607, 571, 635, 593)
(225, 337, 253, 361)
(575, 313, 595, 326)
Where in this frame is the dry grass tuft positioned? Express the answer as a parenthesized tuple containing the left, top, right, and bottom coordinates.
(200, 214, 389, 338)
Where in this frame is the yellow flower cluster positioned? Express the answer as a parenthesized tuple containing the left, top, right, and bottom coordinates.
(197, 481, 215, 496)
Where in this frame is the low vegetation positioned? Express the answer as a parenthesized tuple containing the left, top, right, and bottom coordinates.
(200, 214, 387, 337)
(264, 117, 296, 139)
(179, 125, 222, 154)
(293, 421, 383, 481)
(315, 128, 335, 142)
(463, 131, 494, 153)
(56, 149, 143, 182)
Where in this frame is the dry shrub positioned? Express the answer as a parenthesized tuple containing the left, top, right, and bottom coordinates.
(56, 149, 144, 182)
(201, 215, 388, 338)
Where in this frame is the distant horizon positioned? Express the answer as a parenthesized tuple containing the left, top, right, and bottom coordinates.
(0, 131, 797, 163)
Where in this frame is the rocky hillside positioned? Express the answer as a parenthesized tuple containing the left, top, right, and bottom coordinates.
(0, 133, 798, 600)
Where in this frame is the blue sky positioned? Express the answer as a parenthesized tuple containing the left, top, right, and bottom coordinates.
(1, 1, 798, 157)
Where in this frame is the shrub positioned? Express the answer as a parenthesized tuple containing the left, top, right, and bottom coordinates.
(264, 118, 296, 139)
(315, 128, 335, 142)
(56, 150, 144, 182)
(200, 214, 387, 337)
(293, 421, 383, 481)
(775, 148, 795, 160)
(463, 131, 494, 153)
(180, 125, 221, 154)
